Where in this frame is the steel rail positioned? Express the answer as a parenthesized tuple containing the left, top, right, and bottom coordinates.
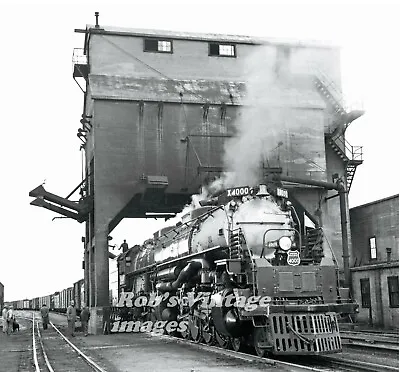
(50, 321, 107, 372)
(36, 320, 55, 372)
(32, 313, 40, 372)
(340, 331, 399, 351)
(25, 311, 106, 372)
(318, 355, 399, 372)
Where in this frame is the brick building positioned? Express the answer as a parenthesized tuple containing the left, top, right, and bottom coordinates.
(350, 194, 399, 328)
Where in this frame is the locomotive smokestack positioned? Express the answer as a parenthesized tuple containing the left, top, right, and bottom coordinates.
(95, 12, 100, 28)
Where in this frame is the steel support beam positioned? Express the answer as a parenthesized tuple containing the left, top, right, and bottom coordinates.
(337, 179, 351, 288)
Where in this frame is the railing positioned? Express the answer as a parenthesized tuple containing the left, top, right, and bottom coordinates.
(72, 48, 88, 88)
(72, 48, 87, 65)
(310, 63, 364, 113)
(331, 134, 363, 162)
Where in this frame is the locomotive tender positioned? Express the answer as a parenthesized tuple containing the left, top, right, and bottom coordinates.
(118, 182, 358, 356)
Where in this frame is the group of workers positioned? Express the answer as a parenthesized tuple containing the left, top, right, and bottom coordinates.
(2, 301, 90, 337)
(65, 300, 90, 337)
(1, 304, 15, 335)
(2, 239, 128, 337)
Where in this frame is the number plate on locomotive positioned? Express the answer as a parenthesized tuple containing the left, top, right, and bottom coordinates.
(287, 251, 301, 266)
(226, 186, 253, 197)
(276, 187, 288, 198)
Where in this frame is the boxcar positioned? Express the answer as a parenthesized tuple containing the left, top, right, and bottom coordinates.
(53, 292, 60, 312)
(38, 296, 46, 308)
(59, 287, 73, 313)
(23, 300, 30, 309)
(32, 298, 39, 310)
(50, 294, 55, 311)
(60, 289, 67, 311)
(67, 287, 73, 308)
(73, 279, 84, 309)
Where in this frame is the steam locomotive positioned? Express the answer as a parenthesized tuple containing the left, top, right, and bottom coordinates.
(118, 183, 357, 356)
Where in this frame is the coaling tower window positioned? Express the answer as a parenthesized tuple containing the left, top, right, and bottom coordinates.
(209, 43, 236, 57)
(144, 38, 173, 53)
(388, 276, 399, 308)
(369, 236, 377, 260)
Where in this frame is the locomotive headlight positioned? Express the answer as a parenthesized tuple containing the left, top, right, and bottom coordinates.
(278, 236, 292, 251)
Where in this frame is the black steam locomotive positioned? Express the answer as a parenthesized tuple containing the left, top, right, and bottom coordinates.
(117, 183, 357, 356)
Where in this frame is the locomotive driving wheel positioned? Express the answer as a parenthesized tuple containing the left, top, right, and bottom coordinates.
(215, 329, 231, 349)
(231, 337, 244, 352)
(202, 319, 215, 345)
(180, 315, 190, 339)
(253, 327, 270, 358)
(189, 314, 202, 343)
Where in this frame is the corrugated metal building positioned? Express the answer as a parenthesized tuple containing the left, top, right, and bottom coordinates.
(350, 194, 399, 328)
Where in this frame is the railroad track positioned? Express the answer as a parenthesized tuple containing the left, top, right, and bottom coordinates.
(150, 317, 399, 372)
(157, 333, 332, 372)
(158, 331, 399, 372)
(31, 313, 107, 372)
(315, 355, 399, 372)
(340, 330, 399, 351)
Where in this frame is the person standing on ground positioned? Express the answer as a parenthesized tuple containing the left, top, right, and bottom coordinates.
(66, 300, 77, 337)
(119, 239, 129, 254)
(80, 304, 90, 336)
(6, 305, 14, 335)
(2, 305, 8, 333)
(40, 303, 49, 330)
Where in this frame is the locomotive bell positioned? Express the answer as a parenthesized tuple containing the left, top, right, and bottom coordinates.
(256, 184, 269, 196)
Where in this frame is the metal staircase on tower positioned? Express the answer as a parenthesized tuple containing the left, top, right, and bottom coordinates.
(313, 69, 364, 191)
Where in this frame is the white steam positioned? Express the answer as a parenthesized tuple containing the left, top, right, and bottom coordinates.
(182, 46, 294, 211)
(209, 46, 292, 194)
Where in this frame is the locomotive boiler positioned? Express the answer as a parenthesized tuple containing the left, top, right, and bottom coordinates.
(117, 183, 357, 356)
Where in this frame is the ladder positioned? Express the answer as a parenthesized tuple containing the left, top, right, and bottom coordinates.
(229, 228, 242, 259)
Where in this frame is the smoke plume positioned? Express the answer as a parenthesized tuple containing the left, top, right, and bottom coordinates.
(184, 46, 294, 210)
(212, 46, 291, 192)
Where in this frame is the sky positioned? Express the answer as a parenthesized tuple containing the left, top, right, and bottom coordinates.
(1, 0, 399, 301)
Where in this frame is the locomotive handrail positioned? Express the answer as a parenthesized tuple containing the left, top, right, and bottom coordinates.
(158, 205, 225, 245)
(157, 245, 223, 269)
(286, 322, 314, 345)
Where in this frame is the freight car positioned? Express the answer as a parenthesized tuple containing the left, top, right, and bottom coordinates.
(12, 278, 85, 315)
(73, 279, 84, 315)
(53, 292, 60, 312)
(118, 183, 358, 356)
(59, 287, 73, 313)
